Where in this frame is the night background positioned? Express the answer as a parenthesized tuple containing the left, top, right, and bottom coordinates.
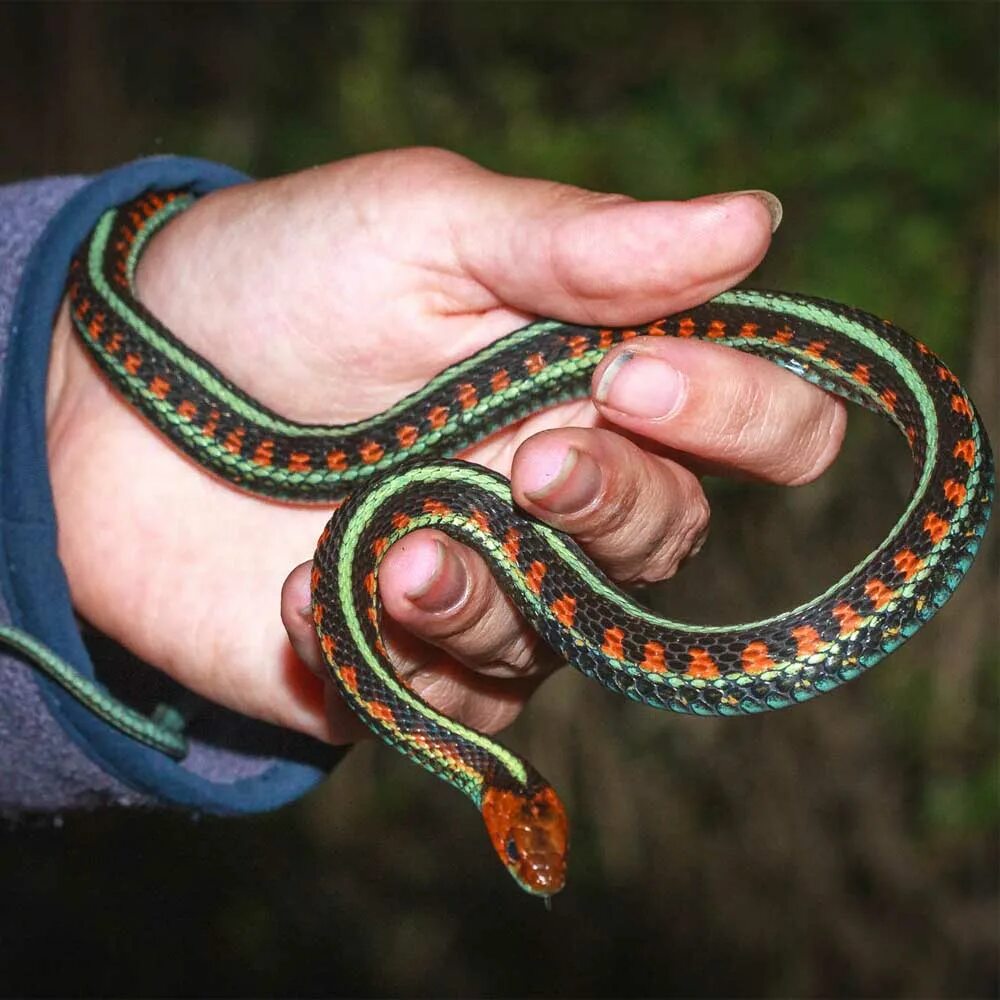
(1, 3, 997, 997)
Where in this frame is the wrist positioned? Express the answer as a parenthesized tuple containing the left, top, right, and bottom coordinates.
(45, 298, 80, 468)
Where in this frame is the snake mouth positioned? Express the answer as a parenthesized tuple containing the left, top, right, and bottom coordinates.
(481, 785, 569, 897)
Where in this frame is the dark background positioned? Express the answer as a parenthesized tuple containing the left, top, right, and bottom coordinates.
(1, 3, 997, 997)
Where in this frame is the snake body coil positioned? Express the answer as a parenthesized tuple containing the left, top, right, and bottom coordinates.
(63, 191, 993, 897)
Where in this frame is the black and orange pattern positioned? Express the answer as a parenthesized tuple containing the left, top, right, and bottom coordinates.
(66, 192, 993, 895)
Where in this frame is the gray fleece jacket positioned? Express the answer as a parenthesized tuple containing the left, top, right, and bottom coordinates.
(0, 157, 340, 815)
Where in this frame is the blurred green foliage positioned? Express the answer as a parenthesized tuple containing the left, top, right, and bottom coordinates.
(1, 2, 997, 997)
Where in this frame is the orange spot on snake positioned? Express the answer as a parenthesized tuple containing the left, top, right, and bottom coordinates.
(310, 565, 321, 590)
(326, 450, 348, 472)
(124, 353, 142, 375)
(320, 633, 336, 660)
(338, 665, 358, 693)
(647, 320, 667, 337)
(364, 572, 377, 596)
(469, 508, 490, 533)
(640, 641, 666, 673)
(396, 425, 418, 448)
(951, 394, 972, 419)
(252, 440, 275, 467)
(551, 595, 576, 628)
(566, 334, 590, 357)
(739, 322, 759, 338)
(106, 331, 123, 354)
(923, 511, 949, 544)
(892, 549, 924, 580)
(148, 376, 170, 399)
(360, 441, 385, 464)
(772, 327, 794, 345)
(953, 438, 975, 466)
(741, 641, 775, 674)
(943, 479, 967, 506)
(502, 527, 521, 562)
(202, 409, 220, 438)
(677, 317, 696, 337)
(423, 498, 452, 517)
(223, 428, 245, 455)
(312, 603, 323, 627)
(490, 369, 510, 393)
(864, 579, 897, 611)
(177, 400, 197, 421)
(598, 329, 614, 349)
(791, 625, 824, 657)
(427, 405, 449, 430)
(288, 451, 311, 473)
(880, 388, 897, 413)
(707, 319, 726, 339)
(391, 512, 411, 531)
(525, 561, 547, 594)
(687, 648, 720, 679)
(602, 627, 625, 660)
(368, 701, 396, 725)
(372, 537, 390, 559)
(805, 340, 827, 358)
(833, 603, 862, 636)
(525, 353, 546, 375)
(457, 383, 478, 410)
(852, 363, 871, 385)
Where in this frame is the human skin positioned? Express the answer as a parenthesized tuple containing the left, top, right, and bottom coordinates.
(44, 148, 845, 745)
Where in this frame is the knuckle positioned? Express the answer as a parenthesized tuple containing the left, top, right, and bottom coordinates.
(421, 573, 542, 677)
(708, 368, 843, 484)
(481, 630, 543, 677)
(627, 473, 710, 584)
(713, 373, 775, 461)
(397, 146, 471, 174)
(782, 397, 846, 485)
(580, 470, 643, 541)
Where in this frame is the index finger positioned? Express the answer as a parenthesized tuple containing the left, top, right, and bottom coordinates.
(592, 336, 846, 485)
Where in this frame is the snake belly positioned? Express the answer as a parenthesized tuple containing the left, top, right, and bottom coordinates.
(67, 191, 994, 897)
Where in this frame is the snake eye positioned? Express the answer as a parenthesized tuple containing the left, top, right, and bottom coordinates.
(505, 837, 522, 863)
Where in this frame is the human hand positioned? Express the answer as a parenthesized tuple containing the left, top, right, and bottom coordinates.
(46, 149, 844, 744)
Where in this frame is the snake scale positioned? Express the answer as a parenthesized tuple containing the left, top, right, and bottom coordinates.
(19, 188, 992, 897)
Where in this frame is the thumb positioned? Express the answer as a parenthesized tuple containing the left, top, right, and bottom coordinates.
(448, 167, 781, 325)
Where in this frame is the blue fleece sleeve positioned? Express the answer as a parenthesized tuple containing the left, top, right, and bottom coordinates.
(0, 156, 344, 813)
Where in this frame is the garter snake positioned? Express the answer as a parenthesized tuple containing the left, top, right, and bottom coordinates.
(27, 188, 992, 896)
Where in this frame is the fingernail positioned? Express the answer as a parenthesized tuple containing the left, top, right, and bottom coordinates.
(404, 539, 468, 614)
(523, 446, 602, 515)
(595, 351, 687, 420)
(719, 189, 783, 233)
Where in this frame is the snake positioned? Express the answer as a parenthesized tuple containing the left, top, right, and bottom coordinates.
(10, 188, 992, 898)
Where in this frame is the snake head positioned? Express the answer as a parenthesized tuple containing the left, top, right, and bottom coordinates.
(481, 785, 568, 897)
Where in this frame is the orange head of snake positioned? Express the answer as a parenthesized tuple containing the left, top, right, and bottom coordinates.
(481, 784, 569, 897)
